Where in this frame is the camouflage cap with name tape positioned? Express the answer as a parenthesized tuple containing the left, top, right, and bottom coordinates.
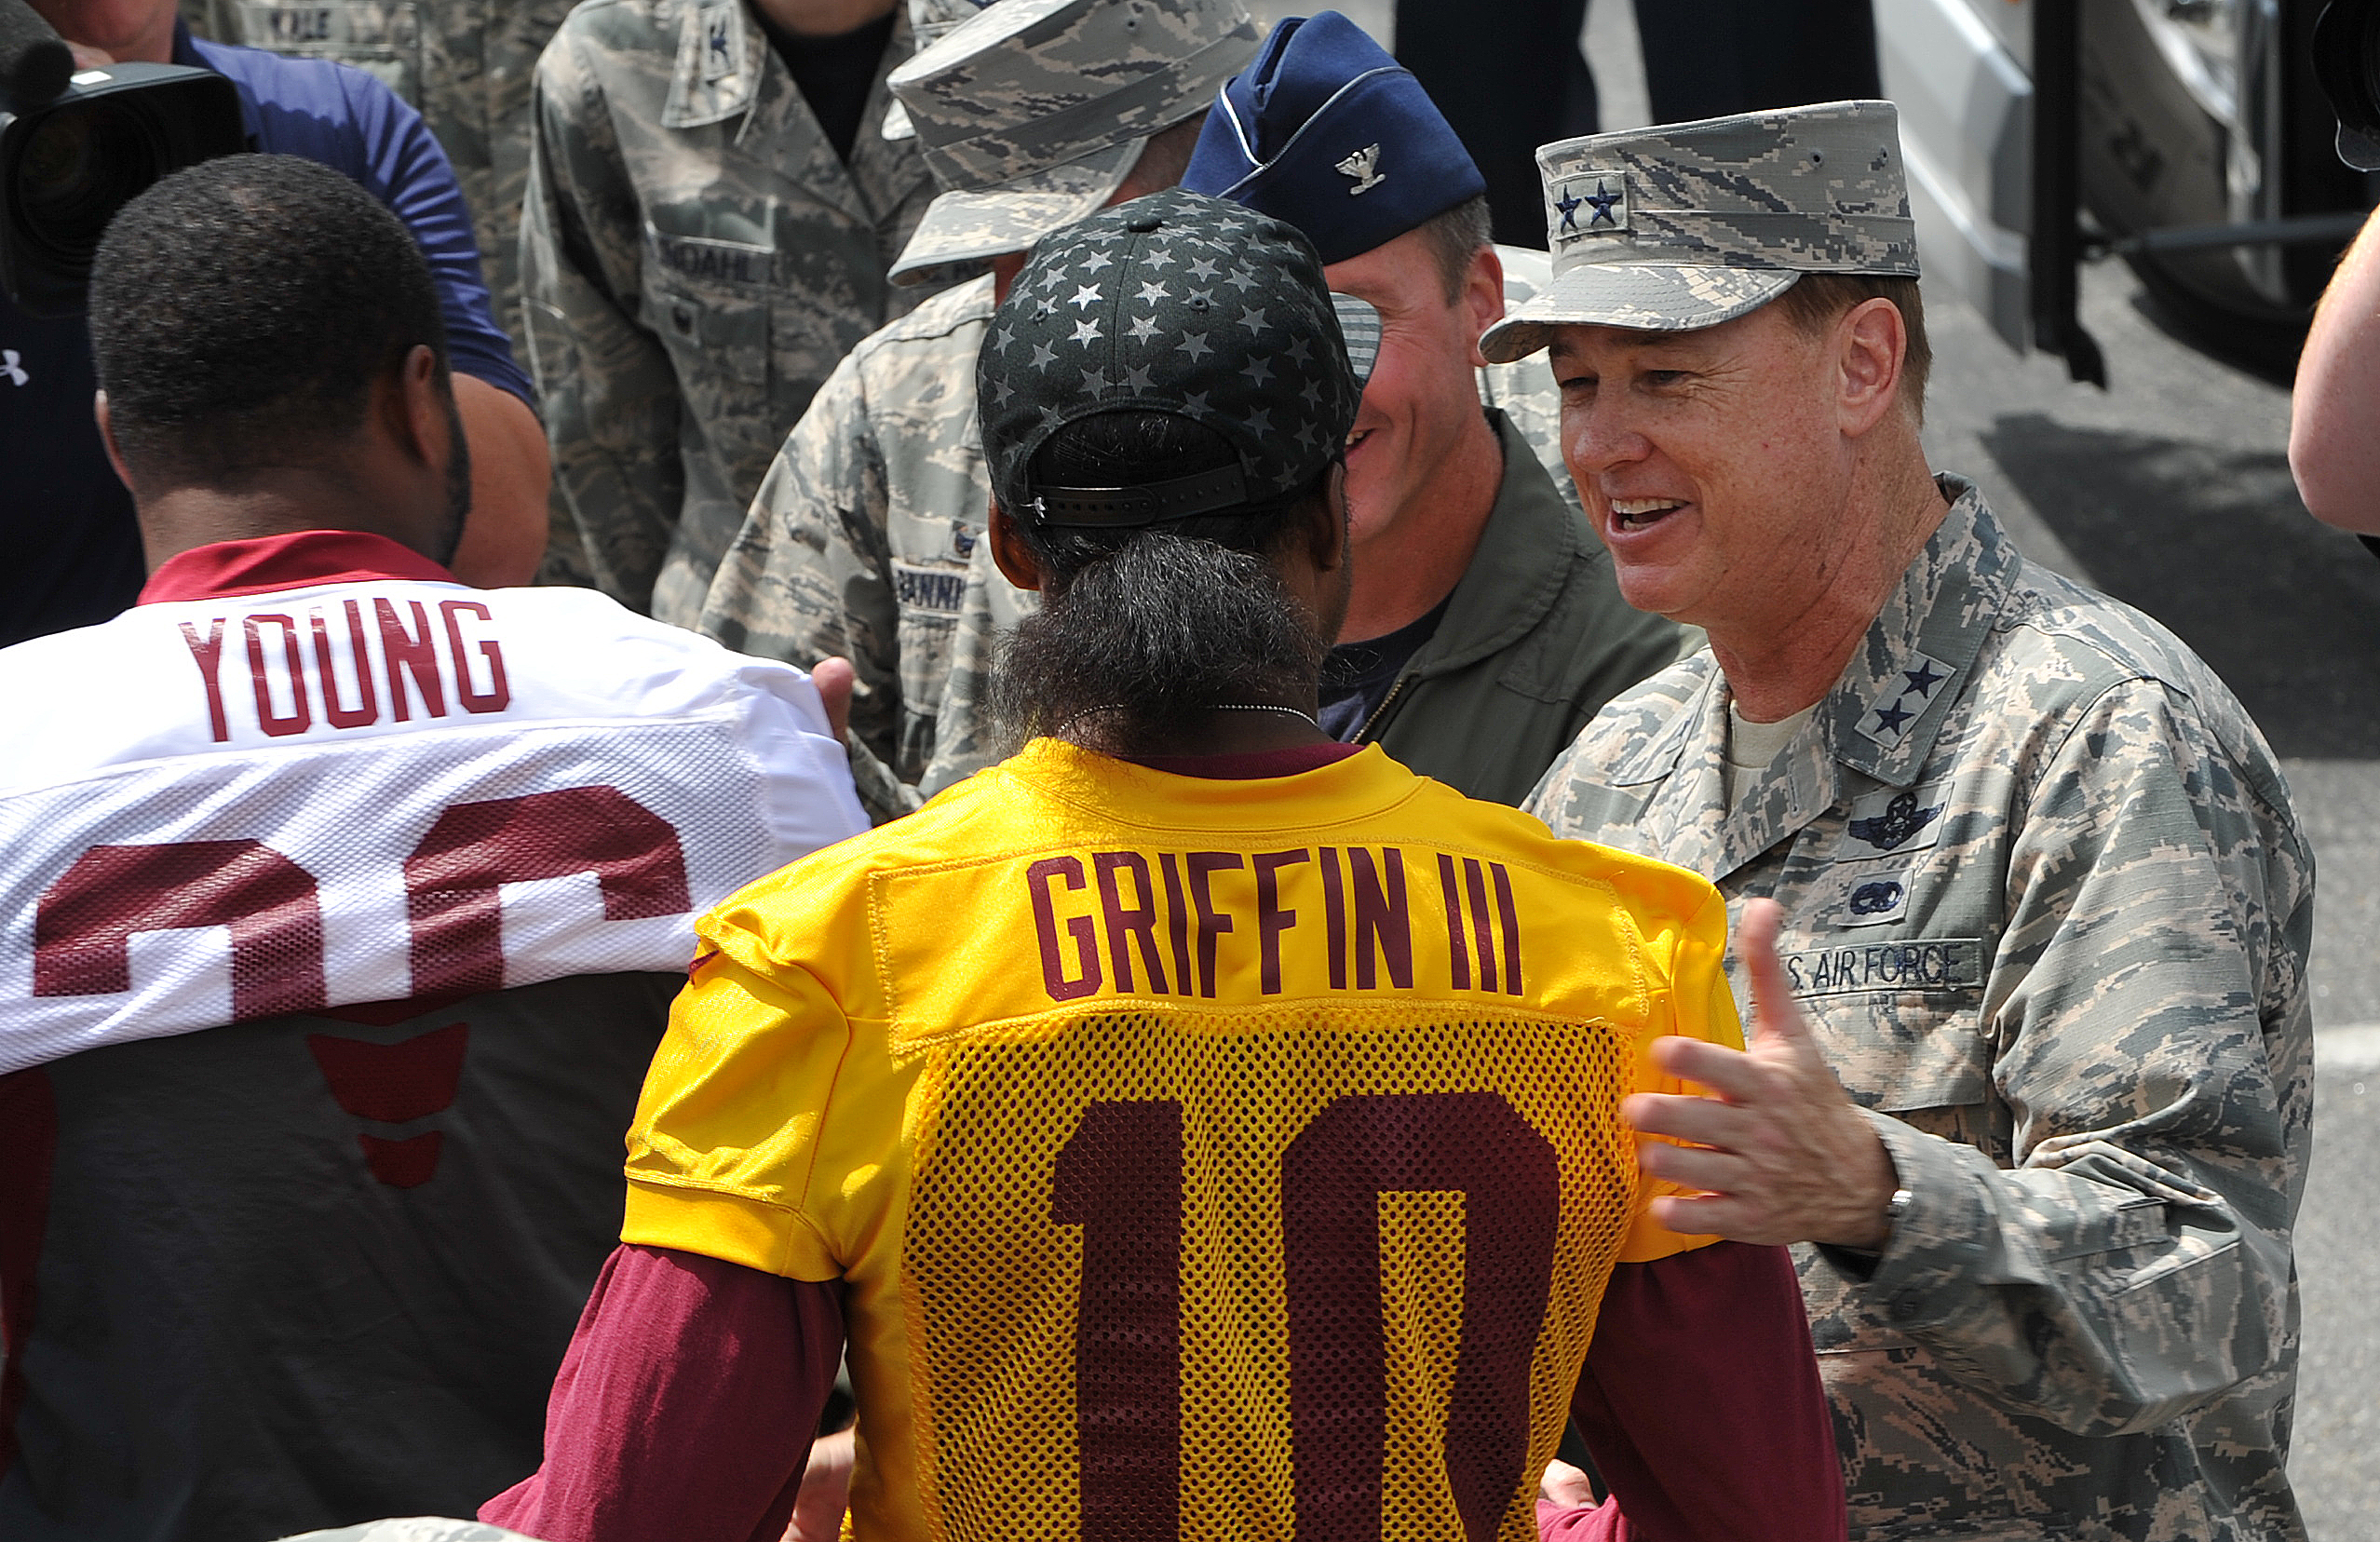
(884, 0, 1261, 285)
(1479, 98, 1920, 363)
(978, 188, 1377, 526)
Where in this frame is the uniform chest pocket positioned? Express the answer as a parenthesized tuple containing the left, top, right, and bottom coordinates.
(1790, 941, 1994, 1115)
(646, 271, 769, 386)
(642, 254, 781, 486)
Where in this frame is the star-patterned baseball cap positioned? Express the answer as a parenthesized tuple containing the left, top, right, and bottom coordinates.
(978, 188, 1376, 527)
(1479, 100, 1921, 362)
(885, 0, 1261, 286)
(1180, 11, 1486, 265)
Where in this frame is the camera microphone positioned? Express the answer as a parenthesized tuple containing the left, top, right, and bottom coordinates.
(0, 0, 74, 112)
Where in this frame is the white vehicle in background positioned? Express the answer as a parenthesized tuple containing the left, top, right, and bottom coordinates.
(1882, 0, 2373, 378)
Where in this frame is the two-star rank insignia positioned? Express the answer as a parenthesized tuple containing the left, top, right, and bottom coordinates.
(1858, 648, 1954, 748)
(1336, 143, 1385, 196)
(1552, 172, 1628, 241)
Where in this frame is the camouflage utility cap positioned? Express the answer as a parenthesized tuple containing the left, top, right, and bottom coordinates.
(1480, 98, 1919, 363)
(880, 0, 1000, 139)
(979, 188, 1371, 525)
(886, 0, 1260, 283)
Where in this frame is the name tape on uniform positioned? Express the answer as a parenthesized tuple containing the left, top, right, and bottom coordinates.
(1779, 938, 1984, 998)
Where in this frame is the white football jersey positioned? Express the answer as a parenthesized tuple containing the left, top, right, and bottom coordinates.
(0, 575, 868, 1073)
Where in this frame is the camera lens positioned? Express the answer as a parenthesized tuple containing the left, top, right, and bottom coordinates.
(11, 97, 163, 266)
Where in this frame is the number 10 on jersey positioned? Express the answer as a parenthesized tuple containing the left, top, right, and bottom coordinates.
(1051, 1090, 1562, 1541)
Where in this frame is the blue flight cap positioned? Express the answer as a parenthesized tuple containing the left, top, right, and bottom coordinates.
(1181, 11, 1486, 265)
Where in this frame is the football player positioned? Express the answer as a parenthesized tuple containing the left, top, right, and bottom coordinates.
(485, 190, 1844, 1542)
(0, 156, 864, 1542)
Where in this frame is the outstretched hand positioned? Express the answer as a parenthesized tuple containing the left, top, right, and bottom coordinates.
(1620, 899, 1899, 1249)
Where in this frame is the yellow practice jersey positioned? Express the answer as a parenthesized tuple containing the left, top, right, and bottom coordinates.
(624, 739, 1740, 1541)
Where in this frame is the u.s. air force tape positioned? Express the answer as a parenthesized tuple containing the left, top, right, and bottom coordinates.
(1779, 938, 1984, 998)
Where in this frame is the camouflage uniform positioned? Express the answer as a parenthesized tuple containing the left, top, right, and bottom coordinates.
(521, 0, 941, 623)
(1526, 478, 2314, 1542)
(697, 247, 1588, 822)
(694, 0, 1260, 817)
(182, 0, 575, 357)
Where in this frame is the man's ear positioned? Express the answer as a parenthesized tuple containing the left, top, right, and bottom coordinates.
(93, 391, 138, 494)
(392, 344, 448, 465)
(1835, 297, 1907, 439)
(987, 503, 1045, 592)
(1463, 244, 1506, 370)
(1313, 461, 1350, 574)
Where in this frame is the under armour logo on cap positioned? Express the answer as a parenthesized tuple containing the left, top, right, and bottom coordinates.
(2, 349, 26, 386)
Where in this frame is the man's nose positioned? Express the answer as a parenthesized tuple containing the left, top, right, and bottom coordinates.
(1562, 399, 1648, 479)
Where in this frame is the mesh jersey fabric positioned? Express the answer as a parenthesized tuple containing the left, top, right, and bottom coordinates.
(0, 566, 866, 1072)
(623, 737, 1742, 1541)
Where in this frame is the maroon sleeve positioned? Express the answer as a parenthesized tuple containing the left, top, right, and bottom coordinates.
(1548, 1241, 1844, 1542)
(480, 1243, 844, 1542)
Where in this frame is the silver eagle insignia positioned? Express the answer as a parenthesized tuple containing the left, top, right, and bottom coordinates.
(1335, 143, 1385, 196)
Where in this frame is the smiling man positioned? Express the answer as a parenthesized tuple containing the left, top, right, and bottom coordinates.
(1496, 101, 2317, 1542)
(898, 10, 1683, 810)
(1168, 11, 1683, 805)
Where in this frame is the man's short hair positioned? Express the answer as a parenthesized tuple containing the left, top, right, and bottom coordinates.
(1414, 193, 1493, 307)
(89, 154, 450, 487)
(1771, 273, 1931, 423)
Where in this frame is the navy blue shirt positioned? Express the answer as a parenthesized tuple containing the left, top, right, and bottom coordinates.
(1317, 594, 1453, 742)
(0, 22, 534, 648)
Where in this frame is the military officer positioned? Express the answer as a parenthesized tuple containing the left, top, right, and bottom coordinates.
(1170, 12, 1681, 807)
(694, 0, 1264, 821)
(521, 0, 984, 623)
(1501, 102, 2316, 1541)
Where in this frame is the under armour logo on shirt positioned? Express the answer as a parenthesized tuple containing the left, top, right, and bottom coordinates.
(2, 349, 26, 386)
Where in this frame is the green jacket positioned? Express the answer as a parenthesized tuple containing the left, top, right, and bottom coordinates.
(1359, 411, 1684, 806)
